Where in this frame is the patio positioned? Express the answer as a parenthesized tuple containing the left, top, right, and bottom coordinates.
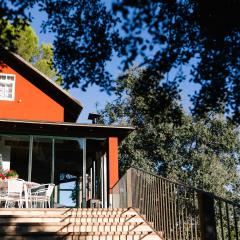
(0, 119, 133, 209)
(0, 179, 54, 208)
(0, 135, 105, 208)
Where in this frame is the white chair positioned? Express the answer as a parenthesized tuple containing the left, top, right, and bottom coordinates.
(0, 181, 7, 207)
(4, 179, 24, 208)
(29, 183, 55, 208)
(14, 181, 41, 208)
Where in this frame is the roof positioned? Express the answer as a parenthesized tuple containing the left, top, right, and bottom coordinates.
(0, 119, 135, 141)
(0, 46, 83, 122)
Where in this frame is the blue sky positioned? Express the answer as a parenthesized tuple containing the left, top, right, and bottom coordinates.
(30, 2, 197, 122)
(30, 4, 119, 123)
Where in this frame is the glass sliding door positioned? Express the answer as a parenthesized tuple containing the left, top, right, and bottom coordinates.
(54, 138, 84, 207)
(0, 134, 108, 208)
(31, 137, 53, 184)
(86, 139, 107, 208)
(0, 135, 29, 180)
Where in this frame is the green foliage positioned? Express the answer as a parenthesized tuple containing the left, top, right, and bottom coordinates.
(100, 69, 240, 199)
(100, 68, 183, 174)
(112, 1, 240, 123)
(164, 115, 240, 198)
(1, 1, 240, 120)
(13, 25, 39, 62)
(0, 1, 35, 49)
(1, 22, 60, 82)
(34, 43, 59, 81)
(41, 0, 119, 91)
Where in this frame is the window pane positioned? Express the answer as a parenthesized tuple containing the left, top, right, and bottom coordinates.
(59, 190, 76, 207)
(0, 74, 15, 100)
(0, 84, 4, 97)
(32, 137, 52, 184)
(55, 138, 83, 207)
(0, 135, 29, 180)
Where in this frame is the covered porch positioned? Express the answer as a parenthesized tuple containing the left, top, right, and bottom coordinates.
(0, 119, 133, 208)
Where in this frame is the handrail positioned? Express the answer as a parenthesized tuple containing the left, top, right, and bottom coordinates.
(131, 167, 240, 208)
(112, 167, 240, 240)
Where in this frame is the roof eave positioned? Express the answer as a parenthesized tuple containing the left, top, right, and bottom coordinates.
(0, 46, 83, 122)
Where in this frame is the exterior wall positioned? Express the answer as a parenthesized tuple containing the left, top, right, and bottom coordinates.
(0, 64, 64, 122)
(108, 137, 119, 193)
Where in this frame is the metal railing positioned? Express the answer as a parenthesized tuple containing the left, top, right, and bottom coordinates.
(214, 196, 240, 240)
(112, 167, 240, 240)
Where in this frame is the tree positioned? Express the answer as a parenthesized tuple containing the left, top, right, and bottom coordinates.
(2, 23, 59, 81)
(41, 0, 120, 91)
(1, 0, 240, 121)
(0, 1, 36, 49)
(12, 25, 39, 62)
(40, 0, 240, 122)
(14, 26, 59, 81)
(34, 43, 59, 81)
(100, 68, 183, 171)
(165, 115, 240, 198)
(100, 69, 240, 199)
(112, 1, 240, 123)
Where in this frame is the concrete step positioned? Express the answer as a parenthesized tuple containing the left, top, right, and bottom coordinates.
(0, 214, 144, 223)
(0, 222, 153, 233)
(0, 208, 137, 216)
(0, 208, 163, 240)
(0, 231, 162, 240)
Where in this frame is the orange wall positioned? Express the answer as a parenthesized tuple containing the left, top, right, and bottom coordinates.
(108, 137, 119, 192)
(0, 64, 64, 122)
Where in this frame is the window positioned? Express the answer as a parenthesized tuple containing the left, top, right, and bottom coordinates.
(0, 74, 16, 101)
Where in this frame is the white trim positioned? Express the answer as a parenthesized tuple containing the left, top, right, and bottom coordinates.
(10, 51, 83, 108)
(0, 73, 16, 101)
(103, 153, 108, 208)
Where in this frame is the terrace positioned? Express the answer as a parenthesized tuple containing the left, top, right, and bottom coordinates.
(0, 119, 133, 208)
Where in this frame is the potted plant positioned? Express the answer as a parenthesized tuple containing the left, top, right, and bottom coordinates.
(0, 173, 5, 181)
(5, 170, 19, 179)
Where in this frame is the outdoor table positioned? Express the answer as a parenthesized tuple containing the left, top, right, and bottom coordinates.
(0, 180, 39, 208)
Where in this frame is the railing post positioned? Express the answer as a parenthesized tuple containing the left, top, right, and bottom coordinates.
(198, 192, 217, 240)
(126, 168, 132, 207)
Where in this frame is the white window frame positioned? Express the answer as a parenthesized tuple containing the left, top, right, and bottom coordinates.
(0, 73, 16, 101)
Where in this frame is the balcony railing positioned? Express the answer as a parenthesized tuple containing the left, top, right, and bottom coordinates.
(112, 167, 240, 240)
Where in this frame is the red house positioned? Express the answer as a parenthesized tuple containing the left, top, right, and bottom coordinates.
(0, 46, 133, 208)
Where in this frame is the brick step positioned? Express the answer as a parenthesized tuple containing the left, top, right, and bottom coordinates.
(0, 208, 137, 216)
(0, 231, 162, 240)
(0, 214, 144, 223)
(0, 222, 153, 233)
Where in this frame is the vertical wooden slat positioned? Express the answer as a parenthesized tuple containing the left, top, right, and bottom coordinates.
(234, 207, 239, 240)
(126, 169, 132, 208)
(226, 203, 231, 240)
(152, 177, 157, 229)
(165, 180, 170, 239)
(177, 188, 183, 240)
(143, 172, 147, 217)
(167, 182, 172, 239)
(194, 191, 198, 240)
(161, 178, 166, 238)
(190, 189, 194, 240)
(198, 192, 217, 240)
(170, 183, 175, 240)
(185, 189, 189, 240)
(149, 175, 153, 225)
(135, 169, 139, 209)
(218, 200, 225, 240)
(154, 177, 158, 230)
(112, 168, 240, 240)
(159, 178, 164, 236)
(183, 188, 186, 240)
(173, 184, 178, 240)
